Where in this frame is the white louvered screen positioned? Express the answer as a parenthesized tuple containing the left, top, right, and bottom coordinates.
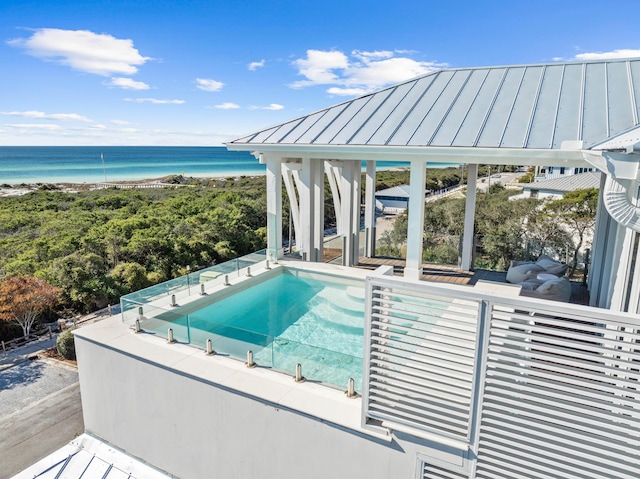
(363, 279, 480, 442)
(421, 461, 470, 479)
(476, 305, 640, 479)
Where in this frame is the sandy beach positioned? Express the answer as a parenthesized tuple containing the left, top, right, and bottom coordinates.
(0, 173, 265, 197)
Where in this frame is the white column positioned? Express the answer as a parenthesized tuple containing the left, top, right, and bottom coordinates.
(364, 160, 377, 257)
(351, 160, 362, 264)
(301, 158, 324, 262)
(588, 172, 609, 307)
(326, 162, 343, 234)
(265, 156, 283, 262)
(282, 163, 302, 255)
(300, 158, 313, 261)
(340, 161, 357, 266)
(608, 226, 634, 311)
(460, 163, 478, 271)
(313, 160, 325, 262)
(404, 159, 426, 280)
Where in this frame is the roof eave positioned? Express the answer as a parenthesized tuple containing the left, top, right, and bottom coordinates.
(226, 142, 592, 167)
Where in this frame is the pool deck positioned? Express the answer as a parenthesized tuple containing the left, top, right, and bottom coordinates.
(318, 251, 590, 306)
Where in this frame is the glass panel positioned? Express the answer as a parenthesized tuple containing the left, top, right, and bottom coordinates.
(120, 253, 365, 390)
(187, 308, 274, 367)
(121, 250, 269, 314)
(137, 302, 190, 344)
(273, 337, 362, 391)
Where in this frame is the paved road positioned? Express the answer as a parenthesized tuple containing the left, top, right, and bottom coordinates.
(0, 360, 84, 478)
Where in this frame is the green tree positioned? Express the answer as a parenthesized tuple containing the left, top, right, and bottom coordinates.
(473, 186, 540, 269)
(542, 188, 599, 274)
(111, 262, 151, 293)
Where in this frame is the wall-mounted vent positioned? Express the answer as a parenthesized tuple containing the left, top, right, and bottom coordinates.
(419, 459, 469, 479)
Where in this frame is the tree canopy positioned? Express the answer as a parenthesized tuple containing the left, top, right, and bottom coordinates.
(377, 183, 598, 272)
(0, 275, 61, 338)
(0, 178, 267, 315)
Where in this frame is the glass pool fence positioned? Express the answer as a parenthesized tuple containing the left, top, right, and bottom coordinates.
(120, 250, 362, 391)
(122, 250, 268, 306)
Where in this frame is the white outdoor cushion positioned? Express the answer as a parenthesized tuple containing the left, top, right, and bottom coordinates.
(536, 258, 568, 276)
(518, 279, 544, 291)
(535, 277, 572, 302)
(506, 263, 543, 284)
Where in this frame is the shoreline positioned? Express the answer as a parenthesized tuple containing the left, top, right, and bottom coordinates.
(0, 173, 267, 197)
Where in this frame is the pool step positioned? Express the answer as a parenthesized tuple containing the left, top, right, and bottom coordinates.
(346, 286, 365, 302)
(318, 287, 365, 315)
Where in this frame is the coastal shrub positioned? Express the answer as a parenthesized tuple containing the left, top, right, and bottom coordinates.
(56, 329, 76, 360)
(423, 243, 459, 265)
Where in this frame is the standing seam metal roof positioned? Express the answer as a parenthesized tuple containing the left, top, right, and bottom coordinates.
(524, 171, 602, 192)
(229, 59, 640, 150)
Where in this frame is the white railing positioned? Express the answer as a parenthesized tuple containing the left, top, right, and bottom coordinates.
(364, 278, 481, 444)
(362, 274, 640, 478)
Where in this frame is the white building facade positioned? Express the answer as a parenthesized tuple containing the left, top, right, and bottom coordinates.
(68, 58, 640, 479)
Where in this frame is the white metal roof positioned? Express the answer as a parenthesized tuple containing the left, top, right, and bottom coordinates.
(590, 124, 640, 151)
(12, 434, 172, 479)
(228, 58, 640, 157)
(524, 171, 602, 193)
(375, 184, 412, 198)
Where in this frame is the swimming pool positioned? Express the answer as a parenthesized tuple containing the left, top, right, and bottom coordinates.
(150, 269, 366, 390)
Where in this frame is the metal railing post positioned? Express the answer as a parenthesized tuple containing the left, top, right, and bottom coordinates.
(468, 299, 491, 454)
(583, 248, 590, 284)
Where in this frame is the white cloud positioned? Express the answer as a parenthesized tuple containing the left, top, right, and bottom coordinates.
(347, 57, 433, 86)
(110, 119, 131, 125)
(70, 124, 107, 131)
(352, 50, 395, 61)
(125, 98, 185, 104)
(574, 49, 640, 60)
(291, 50, 349, 88)
(248, 59, 265, 71)
(7, 28, 151, 76)
(0, 110, 92, 122)
(326, 87, 369, 96)
(109, 77, 150, 90)
(249, 103, 285, 111)
(213, 102, 241, 110)
(6, 123, 62, 130)
(290, 49, 443, 95)
(196, 78, 224, 92)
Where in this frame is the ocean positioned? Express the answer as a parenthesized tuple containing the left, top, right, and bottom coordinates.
(0, 146, 455, 185)
(0, 146, 264, 185)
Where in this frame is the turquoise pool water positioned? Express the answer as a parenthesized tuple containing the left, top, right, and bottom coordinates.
(175, 271, 365, 389)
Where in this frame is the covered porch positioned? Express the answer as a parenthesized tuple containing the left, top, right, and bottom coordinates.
(228, 57, 640, 313)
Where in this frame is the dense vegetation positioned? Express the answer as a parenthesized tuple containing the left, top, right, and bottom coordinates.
(374, 164, 519, 192)
(377, 184, 598, 272)
(0, 177, 268, 319)
(0, 169, 596, 342)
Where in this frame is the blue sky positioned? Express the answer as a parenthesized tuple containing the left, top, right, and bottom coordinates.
(0, 0, 638, 146)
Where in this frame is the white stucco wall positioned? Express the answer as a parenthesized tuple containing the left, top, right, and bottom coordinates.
(75, 318, 462, 479)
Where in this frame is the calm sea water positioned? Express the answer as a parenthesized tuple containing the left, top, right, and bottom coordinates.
(0, 146, 264, 185)
(0, 146, 451, 185)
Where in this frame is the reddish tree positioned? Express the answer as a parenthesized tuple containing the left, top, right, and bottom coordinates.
(0, 275, 61, 339)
